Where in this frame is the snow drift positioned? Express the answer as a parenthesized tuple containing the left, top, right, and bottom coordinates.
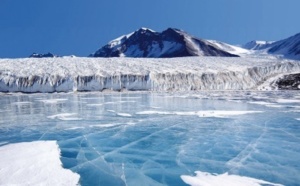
(0, 57, 299, 93)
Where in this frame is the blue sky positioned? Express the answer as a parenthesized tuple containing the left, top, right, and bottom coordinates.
(0, 0, 299, 58)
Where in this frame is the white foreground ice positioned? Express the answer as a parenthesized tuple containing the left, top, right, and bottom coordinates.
(181, 171, 283, 186)
(0, 141, 80, 186)
(0, 56, 299, 92)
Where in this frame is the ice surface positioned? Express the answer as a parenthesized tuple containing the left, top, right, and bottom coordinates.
(0, 91, 299, 185)
(0, 56, 300, 93)
(0, 141, 79, 185)
(181, 171, 283, 186)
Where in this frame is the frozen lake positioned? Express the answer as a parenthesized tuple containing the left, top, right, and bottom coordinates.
(0, 91, 299, 185)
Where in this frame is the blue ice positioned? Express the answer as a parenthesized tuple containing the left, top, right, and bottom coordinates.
(0, 91, 299, 186)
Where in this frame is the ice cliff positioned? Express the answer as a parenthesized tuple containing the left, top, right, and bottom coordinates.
(0, 57, 299, 93)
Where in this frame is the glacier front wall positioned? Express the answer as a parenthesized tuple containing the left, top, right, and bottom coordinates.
(150, 63, 300, 91)
(0, 57, 299, 93)
(0, 74, 151, 93)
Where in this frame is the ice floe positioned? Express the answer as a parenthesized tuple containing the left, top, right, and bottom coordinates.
(0, 141, 79, 185)
(181, 171, 283, 186)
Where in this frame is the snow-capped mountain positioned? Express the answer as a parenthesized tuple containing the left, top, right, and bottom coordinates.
(268, 33, 300, 59)
(243, 33, 300, 60)
(243, 41, 274, 50)
(29, 52, 59, 58)
(91, 28, 239, 58)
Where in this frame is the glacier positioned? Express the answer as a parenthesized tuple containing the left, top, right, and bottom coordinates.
(0, 56, 299, 93)
(0, 91, 299, 185)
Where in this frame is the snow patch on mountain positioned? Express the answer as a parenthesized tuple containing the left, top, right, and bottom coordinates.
(208, 40, 251, 56)
(243, 41, 275, 50)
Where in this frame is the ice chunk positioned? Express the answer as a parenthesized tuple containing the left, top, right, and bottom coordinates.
(47, 113, 81, 120)
(12, 101, 32, 105)
(136, 110, 263, 118)
(248, 101, 275, 106)
(0, 141, 79, 185)
(89, 123, 122, 128)
(65, 127, 85, 130)
(276, 99, 300, 103)
(196, 111, 263, 118)
(117, 113, 132, 117)
(86, 103, 103, 106)
(181, 171, 283, 186)
(107, 110, 116, 113)
(39, 99, 68, 104)
(59, 117, 83, 121)
(136, 110, 172, 115)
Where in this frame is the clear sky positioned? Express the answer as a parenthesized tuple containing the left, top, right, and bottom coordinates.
(0, 0, 299, 58)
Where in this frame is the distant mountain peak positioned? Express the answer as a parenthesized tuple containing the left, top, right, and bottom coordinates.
(243, 40, 274, 50)
(164, 27, 183, 33)
(91, 27, 239, 58)
(137, 27, 155, 32)
(29, 52, 59, 58)
(243, 32, 300, 60)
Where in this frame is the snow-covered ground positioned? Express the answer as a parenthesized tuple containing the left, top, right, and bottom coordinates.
(0, 141, 80, 185)
(0, 56, 299, 93)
